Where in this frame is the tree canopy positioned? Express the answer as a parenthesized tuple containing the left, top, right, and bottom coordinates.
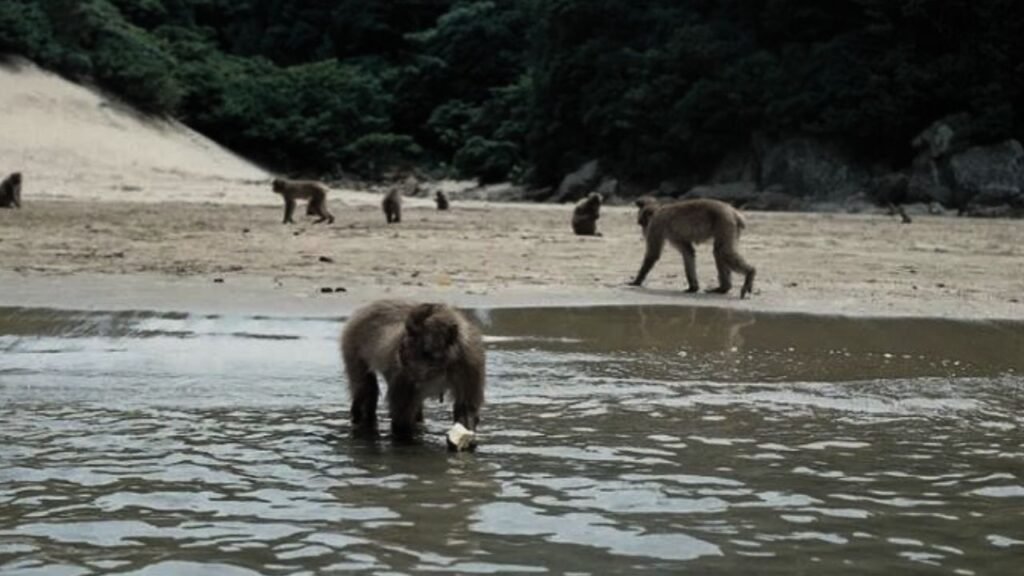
(3, 0, 1023, 187)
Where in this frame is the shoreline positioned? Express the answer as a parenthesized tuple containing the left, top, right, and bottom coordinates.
(1, 270, 1021, 322)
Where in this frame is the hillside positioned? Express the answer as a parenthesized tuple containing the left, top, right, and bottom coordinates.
(5, 0, 1022, 193)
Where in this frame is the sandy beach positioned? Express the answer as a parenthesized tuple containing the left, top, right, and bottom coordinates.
(2, 60, 1023, 319)
(1, 198, 1022, 319)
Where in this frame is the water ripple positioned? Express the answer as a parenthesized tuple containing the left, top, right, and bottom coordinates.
(1, 306, 1022, 574)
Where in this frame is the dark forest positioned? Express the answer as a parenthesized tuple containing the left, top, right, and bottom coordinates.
(4, 0, 1023, 198)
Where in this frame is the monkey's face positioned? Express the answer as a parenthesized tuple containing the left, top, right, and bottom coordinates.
(403, 304, 460, 370)
(271, 179, 285, 193)
(11, 173, 21, 185)
(413, 316, 458, 361)
(637, 206, 656, 230)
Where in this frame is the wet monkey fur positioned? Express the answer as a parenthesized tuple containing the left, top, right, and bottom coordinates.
(630, 198, 756, 298)
(341, 300, 485, 449)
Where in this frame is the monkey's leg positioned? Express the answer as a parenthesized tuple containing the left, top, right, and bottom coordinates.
(283, 197, 296, 224)
(311, 197, 329, 224)
(681, 242, 699, 292)
(452, 401, 479, 430)
(706, 242, 733, 294)
(394, 207, 401, 223)
(629, 256, 658, 286)
(740, 266, 756, 299)
(629, 239, 663, 287)
(724, 250, 756, 299)
(450, 377, 482, 431)
(387, 377, 421, 441)
(348, 371, 380, 432)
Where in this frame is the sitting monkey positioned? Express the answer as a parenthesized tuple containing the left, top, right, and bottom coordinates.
(0, 172, 22, 209)
(571, 192, 602, 236)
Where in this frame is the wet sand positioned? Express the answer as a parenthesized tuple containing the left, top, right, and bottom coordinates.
(1, 199, 1023, 319)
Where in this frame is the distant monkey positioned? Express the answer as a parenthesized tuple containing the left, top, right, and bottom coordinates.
(435, 190, 450, 211)
(887, 202, 913, 224)
(630, 198, 756, 298)
(383, 188, 403, 223)
(271, 178, 334, 224)
(0, 172, 22, 209)
(341, 300, 485, 449)
(571, 192, 602, 236)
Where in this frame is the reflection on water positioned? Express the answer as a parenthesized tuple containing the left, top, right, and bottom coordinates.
(1, 306, 1022, 575)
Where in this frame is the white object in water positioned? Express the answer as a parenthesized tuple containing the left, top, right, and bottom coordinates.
(447, 423, 476, 451)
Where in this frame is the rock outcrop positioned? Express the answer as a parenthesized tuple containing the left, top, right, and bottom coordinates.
(757, 137, 876, 200)
(909, 116, 1024, 212)
(554, 160, 602, 202)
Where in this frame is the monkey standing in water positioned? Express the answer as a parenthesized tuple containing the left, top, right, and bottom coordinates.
(0, 172, 22, 208)
(341, 300, 485, 450)
(271, 178, 334, 224)
(382, 188, 403, 223)
(435, 190, 450, 211)
(630, 198, 756, 298)
(571, 192, 602, 236)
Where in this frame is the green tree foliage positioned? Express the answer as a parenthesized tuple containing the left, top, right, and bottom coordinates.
(453, 136, 519, 184)
(2, 0, 1023, 185)
(212, 60, 391, 170)
(395, 1, 531, 180)
(0, 1, 59, 59)
(343, 133, 423, 179)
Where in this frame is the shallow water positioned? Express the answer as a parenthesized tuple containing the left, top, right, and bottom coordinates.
(1, 305, 1022, 575)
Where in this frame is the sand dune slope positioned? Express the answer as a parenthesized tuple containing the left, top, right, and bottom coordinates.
(0, 58, 271, 203)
